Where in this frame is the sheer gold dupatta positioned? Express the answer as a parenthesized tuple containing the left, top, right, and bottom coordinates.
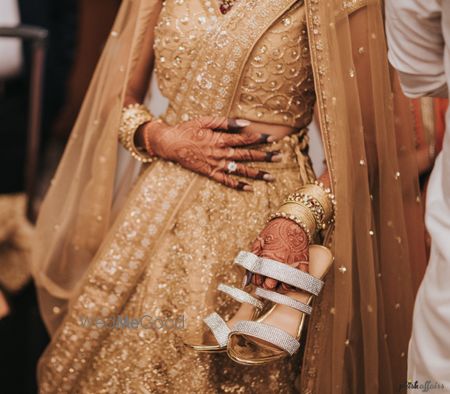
(31, 0, 161, 334)
(302, 1, 425, 393)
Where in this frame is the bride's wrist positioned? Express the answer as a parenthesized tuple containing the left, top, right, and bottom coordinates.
(136, 119, 164, 157)
(267, 182, 336, 243)
(119, 103, 160, 163)
(134, 122, 149, 150)
(268, 210, 315, 244)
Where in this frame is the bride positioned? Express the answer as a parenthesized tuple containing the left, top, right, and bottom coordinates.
(31, 0, 425, 392)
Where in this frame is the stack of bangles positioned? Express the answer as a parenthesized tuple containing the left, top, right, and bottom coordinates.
(268, 182, 336, 243)
(118, 103, 160, 163)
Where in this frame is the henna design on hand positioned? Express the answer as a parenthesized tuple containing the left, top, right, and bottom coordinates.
(251, 218, 309, 290)
(141, 116, 281, 190)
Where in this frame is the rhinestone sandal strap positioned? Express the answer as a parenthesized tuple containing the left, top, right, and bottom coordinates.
(254, 287, 312, 314)
(218, 284, 264, 310)
(230, 321, 300, 356)
(203, 312, 230, 347)
(234, 251, 324, 296)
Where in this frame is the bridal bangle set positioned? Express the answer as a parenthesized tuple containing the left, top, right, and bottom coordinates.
(269, 181, 336, 242)
(118, 103, 158, 163)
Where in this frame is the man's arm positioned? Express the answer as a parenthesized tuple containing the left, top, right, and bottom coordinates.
(386, 0, 447, 98)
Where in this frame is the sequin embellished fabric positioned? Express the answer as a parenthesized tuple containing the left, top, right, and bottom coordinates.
(154, 0, 315, 129)
(38, 0, 320, 391)
(73, 137, 315, 393)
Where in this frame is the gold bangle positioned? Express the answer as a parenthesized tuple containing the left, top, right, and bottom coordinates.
(295, 186, 332, 214)
(119, 103, 157, 163)
(285, 193, 326, 230)
(313, 181, 336, 223)
(267, 211, 314, 243)
(287, 182, 336, 229)
(278, 202, 317, 234)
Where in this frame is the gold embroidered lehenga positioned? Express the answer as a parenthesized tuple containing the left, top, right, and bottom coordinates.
(31, 0, 426, 393)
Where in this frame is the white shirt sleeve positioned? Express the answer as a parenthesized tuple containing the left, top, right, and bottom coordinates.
(385, 0, 447, 98)
(0, 0, 22, 79)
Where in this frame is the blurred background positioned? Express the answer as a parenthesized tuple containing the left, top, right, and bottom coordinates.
(0, 0, 120, 392)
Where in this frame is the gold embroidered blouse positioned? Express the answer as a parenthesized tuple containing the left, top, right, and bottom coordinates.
(154, 0, 315, 129)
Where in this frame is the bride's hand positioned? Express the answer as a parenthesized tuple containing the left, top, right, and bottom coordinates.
(141, 116, 282, 191)
(250, 218, 309, 290)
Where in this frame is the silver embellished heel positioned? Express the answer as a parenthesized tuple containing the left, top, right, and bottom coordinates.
(183, 283, 264, 353)
(226, 245, 333, 365)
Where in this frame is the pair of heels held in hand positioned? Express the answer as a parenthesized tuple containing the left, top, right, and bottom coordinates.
(184, 245, 333, 365)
